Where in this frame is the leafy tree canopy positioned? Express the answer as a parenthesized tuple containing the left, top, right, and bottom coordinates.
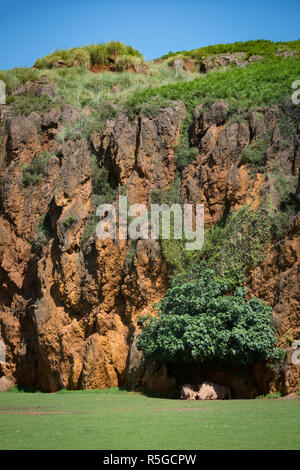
(137, 265, 280, 368)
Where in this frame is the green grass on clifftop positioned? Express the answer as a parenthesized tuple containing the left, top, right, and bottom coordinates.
(0, 389, 299, 450)
(2, 52, 299, 123)
(126, 56, 300, 117)
(158, 38, 300, 61)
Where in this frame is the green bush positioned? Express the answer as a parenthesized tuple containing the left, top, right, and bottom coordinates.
(241, 137, 269, 167)
(175, 115, 198, 172)
(137, 266, 280, 368)
(62, 214, 79, 229)
(6, 94, 58, 117)
(22, 151, 52, 186)
(271, 171, 299, 240)
(34, 212, 53, 248)
(89, 155, 117, 203)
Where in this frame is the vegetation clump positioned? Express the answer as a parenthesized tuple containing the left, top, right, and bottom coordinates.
(22, 151, 52, 186)
(34, 41, 144, 70)
(270, 171, 299, 240)
(0, 67, 40, 94)
(34, 212, 53, 249)
(161, 205, 272, 285)
(241, 137, 269, 167)
(62, 214, 79, 229)
(137, 266, 280, 368)
(81, 155, 117, 243)
(57, 102, 117, 142)
(174, 116, 198, 172)
(6, 94, 58, 117)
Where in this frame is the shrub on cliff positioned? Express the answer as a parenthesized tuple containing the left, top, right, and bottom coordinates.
(137, 266, 280, 368)
(22, 151, 52, 186)
(241, 137, 269, 167)
(81, 155, 117, 243)
(270, 171, 299, 240)
(6, 94, 57, 117)
(34, 212, 53, 250)
(62, 214, 79, 229)
(160, 205, 272, 286)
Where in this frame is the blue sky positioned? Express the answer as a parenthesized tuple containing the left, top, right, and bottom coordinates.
(1, 0, 299, 70)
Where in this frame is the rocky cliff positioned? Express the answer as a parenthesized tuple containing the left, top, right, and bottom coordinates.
(0, 92, 299, 395)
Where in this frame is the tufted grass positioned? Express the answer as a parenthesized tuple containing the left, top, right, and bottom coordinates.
(34, 41, 144, 70)
(0, 389, 299, 449)
(42, 62, 201, 110)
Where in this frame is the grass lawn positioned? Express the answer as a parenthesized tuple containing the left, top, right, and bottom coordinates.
(0, 389, 299, 450)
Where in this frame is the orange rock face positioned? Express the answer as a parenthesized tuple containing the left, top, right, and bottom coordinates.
(0, 100, 299, 395)
(0, 104, 180, 391)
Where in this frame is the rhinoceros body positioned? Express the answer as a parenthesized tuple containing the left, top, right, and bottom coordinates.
(180, 381, 231, 400)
